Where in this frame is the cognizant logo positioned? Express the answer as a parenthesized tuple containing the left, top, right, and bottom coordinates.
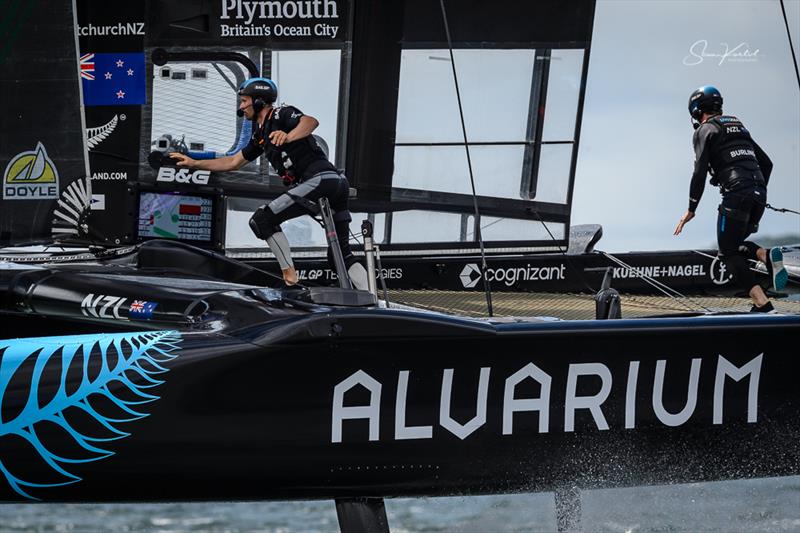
(459, 264, 482, 288)
(459, 263, 566, 288)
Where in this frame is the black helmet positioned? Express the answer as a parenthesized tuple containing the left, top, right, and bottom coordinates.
(688, 86, 723, 120)
(238, 77, 278, 113)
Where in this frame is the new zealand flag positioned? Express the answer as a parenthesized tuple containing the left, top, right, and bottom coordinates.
(80, 52, 146, 106)
(129, 300, 158, 320)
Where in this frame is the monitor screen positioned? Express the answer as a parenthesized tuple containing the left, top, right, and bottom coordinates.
(138, 191, 214, 242)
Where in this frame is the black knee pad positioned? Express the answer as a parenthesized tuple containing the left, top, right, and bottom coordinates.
(740, 241, 759, 260)
(249, 207, 281, 240)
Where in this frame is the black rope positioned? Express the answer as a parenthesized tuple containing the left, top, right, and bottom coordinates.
(780, 0, 800, 91)
(529, 209, 597, 294)
(767, 203, 800, 215)
(439, 0, 493, 317)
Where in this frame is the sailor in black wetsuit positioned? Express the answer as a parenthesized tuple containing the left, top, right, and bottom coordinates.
(170, 77, 367, 288)
(674, 86, 787, 313)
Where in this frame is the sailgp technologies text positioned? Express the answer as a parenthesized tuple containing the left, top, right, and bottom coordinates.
(298, 267, 403, 281)
(219, 0, 341, 39)
(331, 355, 763, 442)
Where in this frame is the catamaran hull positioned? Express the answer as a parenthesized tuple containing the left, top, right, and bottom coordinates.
(1, 312, 797, 502)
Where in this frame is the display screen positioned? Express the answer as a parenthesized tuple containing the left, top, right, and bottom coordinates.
(138, 191, 213, 241)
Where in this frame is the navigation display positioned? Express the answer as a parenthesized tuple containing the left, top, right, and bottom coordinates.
(138, 191, 213, 242)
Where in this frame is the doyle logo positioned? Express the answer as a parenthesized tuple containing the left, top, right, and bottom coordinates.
(460, 263, 482, 288)
(87, 114, 124, 150)
(157, 167, 211, 185)
(3, 142, 59, 200)
(710, 256, 733, 285)
(81, 293, 128, 320)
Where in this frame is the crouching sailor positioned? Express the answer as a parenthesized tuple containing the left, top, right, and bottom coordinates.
(674, 86, 788, 313)
(170, 77, 368, 289)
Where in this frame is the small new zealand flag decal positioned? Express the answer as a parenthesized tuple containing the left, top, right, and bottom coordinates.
(129, 300, 157, 320)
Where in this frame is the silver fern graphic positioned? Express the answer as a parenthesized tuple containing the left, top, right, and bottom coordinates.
(0, 330, 181, 500)
(86, 115, 118, 149)
(51, 177, 92, 239)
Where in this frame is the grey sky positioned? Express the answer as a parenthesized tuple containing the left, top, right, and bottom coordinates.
(573, 0, 800, 252)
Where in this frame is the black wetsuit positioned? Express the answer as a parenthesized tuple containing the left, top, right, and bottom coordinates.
(243, 105, 356, 269)
(689, 115, 773, 291)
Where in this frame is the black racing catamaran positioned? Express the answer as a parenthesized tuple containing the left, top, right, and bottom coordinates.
(1, 1, 798, 531)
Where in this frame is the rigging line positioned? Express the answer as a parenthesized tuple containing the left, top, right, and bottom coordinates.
(349, 228, 363, 245)
(600, 252, 685, 300)
(465, 217, 506, 238)
(529, 208, 597, 294)
(600, 251, 713, 313)
(780, 0, 800, 91)
(766, 203, 800, 215)
(601, 256, 706, 314)
(439, 0, 493, 317)
(692, 249, 771, 276)
(600, 252, 693, 301)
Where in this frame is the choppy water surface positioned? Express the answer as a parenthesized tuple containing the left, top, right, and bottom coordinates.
(1, 476, 798, 532)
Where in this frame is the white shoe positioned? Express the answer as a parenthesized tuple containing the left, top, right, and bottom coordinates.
(769, 247, 788, 291)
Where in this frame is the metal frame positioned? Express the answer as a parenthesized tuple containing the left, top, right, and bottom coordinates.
(383, 42, 590, 252)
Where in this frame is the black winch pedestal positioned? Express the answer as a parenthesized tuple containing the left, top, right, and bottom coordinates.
(595, 267, 622, 319)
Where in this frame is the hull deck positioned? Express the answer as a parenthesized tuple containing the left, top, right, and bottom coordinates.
(388, 290, 800, 320)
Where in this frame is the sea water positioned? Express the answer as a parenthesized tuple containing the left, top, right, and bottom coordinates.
(1, 476, 798, 532)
